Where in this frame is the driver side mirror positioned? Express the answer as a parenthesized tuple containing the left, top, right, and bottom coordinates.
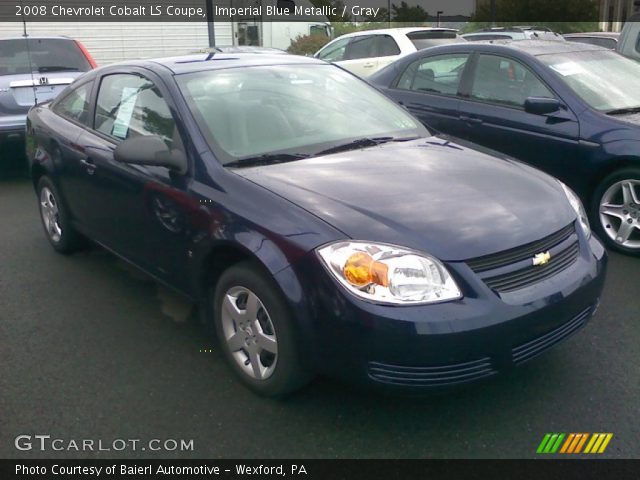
(524, 97, 562, 115)
(114, 135, 187, 175)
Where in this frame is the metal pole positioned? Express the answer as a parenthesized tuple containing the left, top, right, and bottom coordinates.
(490, 0, 496, 26)
(388, 0, 391, 27)
(437, 11, 443, 27)
(206, 0, 216, 47)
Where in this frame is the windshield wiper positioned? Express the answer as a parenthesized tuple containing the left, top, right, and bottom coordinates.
(37, 66, 80, 73)
(605, 106, 640, 116)
(225, 153, 310, 168)
(315, 136, 419, 156)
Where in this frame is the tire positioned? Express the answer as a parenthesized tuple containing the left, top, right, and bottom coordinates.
(591, 168, 640, 255)
(37, 176, 85, 254)
(211, 260, 312, 397)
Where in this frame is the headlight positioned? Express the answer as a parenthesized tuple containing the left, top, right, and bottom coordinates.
(317, 241, 462, 305)
(558, 181, 590, 238)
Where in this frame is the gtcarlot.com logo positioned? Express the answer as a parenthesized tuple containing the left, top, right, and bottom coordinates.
(15, 435, 194, 452)
(537, 433, 613, 454)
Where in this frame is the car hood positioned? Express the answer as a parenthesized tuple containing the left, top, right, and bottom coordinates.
(234, 137, 576, 261)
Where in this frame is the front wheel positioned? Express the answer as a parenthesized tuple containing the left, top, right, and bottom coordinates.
(37, 177, 85, 253)
(592, 168, 640, 255)
(212, 261, 312, 397)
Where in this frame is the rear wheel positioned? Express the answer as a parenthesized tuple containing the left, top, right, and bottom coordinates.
(212, 261, 312, 397)
(37, 177, 85, 253)
(593, 168, 640, 255)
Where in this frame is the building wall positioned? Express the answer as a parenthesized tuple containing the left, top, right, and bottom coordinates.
(599, 0, 640, 31)
(0, 22, 233, 65)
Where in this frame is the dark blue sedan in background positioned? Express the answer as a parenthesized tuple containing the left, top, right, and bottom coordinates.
(371, 40, 640, 255)
(26, 53, 606, 396)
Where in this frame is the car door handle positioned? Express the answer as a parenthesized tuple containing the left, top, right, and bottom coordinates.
(80, 158, 97, 175)
(460, 115, 483, 125)
(363, 62, 375, 68)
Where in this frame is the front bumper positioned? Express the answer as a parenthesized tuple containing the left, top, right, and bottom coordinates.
(297, 233, 607, 391)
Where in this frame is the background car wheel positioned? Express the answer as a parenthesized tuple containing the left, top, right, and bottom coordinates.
(37, 177, 85, 254)
(592, 168, 640, 255)
(212, 261, 312, 397)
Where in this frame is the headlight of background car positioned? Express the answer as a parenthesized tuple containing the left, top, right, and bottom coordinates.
(317, 242, 462, 305)
(558, 181, 591, 238)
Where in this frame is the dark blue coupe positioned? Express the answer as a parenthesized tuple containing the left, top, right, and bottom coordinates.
(26, 53, 606, 396)
(370, 40, 640, 255)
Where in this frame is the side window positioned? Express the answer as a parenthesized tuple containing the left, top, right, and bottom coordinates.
(396, 54, 470, 95)
(635, 32, 640, 54)
(309, 24, 328, 37)
(94, 74, 179, 147)
(343, 36, 377, 60)
(53, 82, 92, 125)
(375, 35, 401, 57)
(317, 37, 350, 62)
(470, 54, 554, 108)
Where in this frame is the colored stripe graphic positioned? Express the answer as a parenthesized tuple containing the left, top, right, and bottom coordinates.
(560, 434, 575, 454)
(585, 433, 613, 454)
(550, 433, 565, 453)
(537, 434, 552, 454)
(574, 434, 589, 453)
(539, 433, 613, 454)
(537, 433, 565, 454)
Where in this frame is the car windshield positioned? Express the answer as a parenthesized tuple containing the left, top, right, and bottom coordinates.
(539, 49, 640, 112)
(177, 64, 426, 164)
(0, 38, 90, 76)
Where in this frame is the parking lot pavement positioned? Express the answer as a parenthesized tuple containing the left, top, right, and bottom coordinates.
(1, 156, 639, 459)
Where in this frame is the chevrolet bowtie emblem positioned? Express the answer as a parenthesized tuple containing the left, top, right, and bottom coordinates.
(533, 251, 552, 266)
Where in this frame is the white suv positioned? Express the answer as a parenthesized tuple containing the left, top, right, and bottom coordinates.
(315, 27, 464, 77)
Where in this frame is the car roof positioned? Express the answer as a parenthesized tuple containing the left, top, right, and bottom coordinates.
(462, 31, 525, 38)
(115, 53, 326, 75)
(563, 32, 620, 38)
(487, 39, 606, 55)
(440, 39, 607, 56)
(338, 27, 457, 38)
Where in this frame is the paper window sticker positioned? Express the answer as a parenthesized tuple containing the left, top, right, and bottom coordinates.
(112, 87, 139, 140)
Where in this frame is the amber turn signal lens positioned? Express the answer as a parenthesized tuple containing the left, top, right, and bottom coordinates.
(343, 252, 389, 287)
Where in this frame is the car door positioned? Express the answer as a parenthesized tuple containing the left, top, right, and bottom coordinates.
(385, 53, 472, 136)
(337, 35, 380, 77)
(75, 71, 193, 288)
(45, 80, 97, 221)
(370, 35, 402, 73)
(456, 53, 581, 178)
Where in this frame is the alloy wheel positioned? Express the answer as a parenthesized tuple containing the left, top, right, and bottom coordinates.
(220, 286, 278, 380)
(599, 179, 640, 249)
(40, 187, 63, 243)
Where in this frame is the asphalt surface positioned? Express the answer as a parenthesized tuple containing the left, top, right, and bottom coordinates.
(1, 145, 639, 459)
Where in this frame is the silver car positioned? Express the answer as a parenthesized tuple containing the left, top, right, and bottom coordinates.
(0, 36, 95, 146)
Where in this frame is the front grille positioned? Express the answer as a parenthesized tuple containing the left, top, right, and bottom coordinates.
(512, 305, 593, 364)
(368, 357, 497, 387)
(467, 223, 579, 293)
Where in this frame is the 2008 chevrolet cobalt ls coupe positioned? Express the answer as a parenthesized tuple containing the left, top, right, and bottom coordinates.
(26, 53, 606, 396)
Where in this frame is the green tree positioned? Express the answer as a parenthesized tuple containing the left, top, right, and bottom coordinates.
(362, 8, 389, 23)
(391, 1, 429, 23)
(309, 0, 352, 22)
(471, 0, 599, 33)
(287, 34, 331, 56)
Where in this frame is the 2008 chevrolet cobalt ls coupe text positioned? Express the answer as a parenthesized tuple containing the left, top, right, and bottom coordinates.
(26, 53, 607, 396)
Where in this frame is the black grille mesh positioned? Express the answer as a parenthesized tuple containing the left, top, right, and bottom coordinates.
(467, 223, 579, 293)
